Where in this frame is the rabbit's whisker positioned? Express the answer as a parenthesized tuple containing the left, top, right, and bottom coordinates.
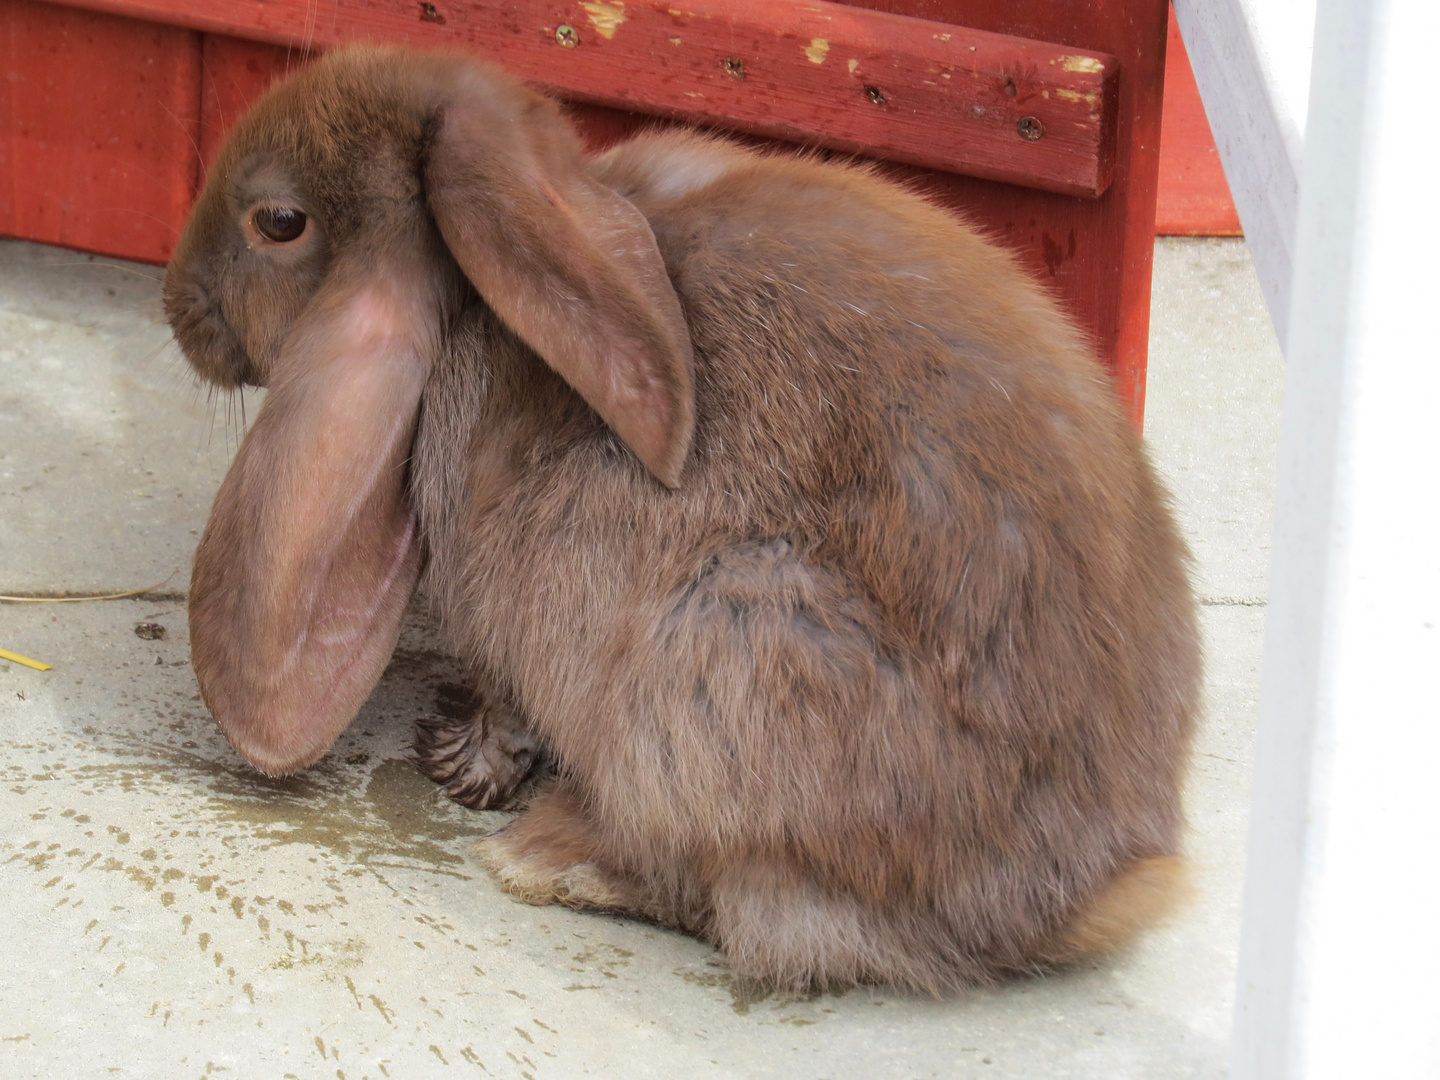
(45, 260, 164, 283)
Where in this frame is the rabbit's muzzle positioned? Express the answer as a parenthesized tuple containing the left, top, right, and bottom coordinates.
(163, 275, 259, 390)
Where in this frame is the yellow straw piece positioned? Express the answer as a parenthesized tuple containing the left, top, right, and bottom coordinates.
(0, 646, 51, 671)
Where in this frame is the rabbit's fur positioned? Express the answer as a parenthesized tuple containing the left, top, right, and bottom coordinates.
(164, 46, 1200, 993)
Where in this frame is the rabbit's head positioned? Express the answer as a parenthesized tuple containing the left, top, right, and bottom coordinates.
(165, 47, 694, 774)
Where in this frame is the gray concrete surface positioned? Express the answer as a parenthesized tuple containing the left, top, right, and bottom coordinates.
(0, 237, 1284, 1079)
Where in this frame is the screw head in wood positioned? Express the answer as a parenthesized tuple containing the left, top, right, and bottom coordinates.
(722, 57, 746, 80)
(555, 24, 579, 48)
(1017, 116, 1045, 140)
(864, 85, 886, 106)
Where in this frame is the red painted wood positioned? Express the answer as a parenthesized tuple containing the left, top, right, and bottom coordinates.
(200, 35, 313, 175)
(1155, 6, 1241, 236)
(0, 0, 200, 264)
(66, 0, 1120, 197)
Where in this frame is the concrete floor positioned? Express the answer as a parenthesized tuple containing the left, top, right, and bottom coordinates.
(0, 236, 1283, 1079)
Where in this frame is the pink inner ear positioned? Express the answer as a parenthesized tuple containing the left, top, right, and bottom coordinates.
(189, 277, 431, 775)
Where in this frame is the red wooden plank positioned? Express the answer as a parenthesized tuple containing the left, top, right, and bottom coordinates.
(64, 0, 1120, 197)
(0, 0, 200, 264)
(200, 35, 312, 175)
(1155, 6, 1241, 236)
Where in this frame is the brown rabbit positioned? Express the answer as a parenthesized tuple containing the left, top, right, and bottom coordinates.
(164, 45, 1200, 993)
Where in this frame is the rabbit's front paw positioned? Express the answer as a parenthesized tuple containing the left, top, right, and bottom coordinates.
(412, 689, 549, 809)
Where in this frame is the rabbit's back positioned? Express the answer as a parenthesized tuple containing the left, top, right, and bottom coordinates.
(593, 133, 1195, 697)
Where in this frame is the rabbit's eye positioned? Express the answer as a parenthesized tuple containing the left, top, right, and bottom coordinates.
(252, 206, 307, 243)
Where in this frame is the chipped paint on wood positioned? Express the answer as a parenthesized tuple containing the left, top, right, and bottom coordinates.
(1059, 54, 1104, 74)
(804, 37, 829, 64)
(1056, 87, 1099, 105)
(580, 0, 626, 40)
(847, 58, 859, 75)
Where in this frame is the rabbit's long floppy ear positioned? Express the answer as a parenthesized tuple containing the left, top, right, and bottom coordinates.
(425, 78, 694, 487)
(188, 260, 432, 775)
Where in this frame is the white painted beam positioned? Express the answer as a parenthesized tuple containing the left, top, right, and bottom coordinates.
(1229, 0, 1440, 1077)
(1171, 0, 1313, 345)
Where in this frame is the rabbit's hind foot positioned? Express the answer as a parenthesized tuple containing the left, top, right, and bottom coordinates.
(474, 786, 708, 935)
(474, 788, 630, 912)
(476, 829, 626, 911)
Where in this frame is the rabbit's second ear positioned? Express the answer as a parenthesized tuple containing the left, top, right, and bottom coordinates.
(188, 261, 430, 775)
(426, 92, 694, 488)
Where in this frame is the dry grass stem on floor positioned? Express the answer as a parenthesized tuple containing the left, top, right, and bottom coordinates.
(0, 572, 179, 604)
(0, 573, 180, 670)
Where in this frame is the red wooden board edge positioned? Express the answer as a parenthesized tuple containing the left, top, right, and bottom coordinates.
(59, 0, 1119, 197)
(1154, 6, 1241, 235)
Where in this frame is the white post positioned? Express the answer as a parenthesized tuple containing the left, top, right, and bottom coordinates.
(1171, 0, 1313, 346)
(1229, 1, 1440, 1078)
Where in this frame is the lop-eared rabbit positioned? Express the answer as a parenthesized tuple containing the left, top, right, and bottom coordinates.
(164, 45, 1199, 993)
